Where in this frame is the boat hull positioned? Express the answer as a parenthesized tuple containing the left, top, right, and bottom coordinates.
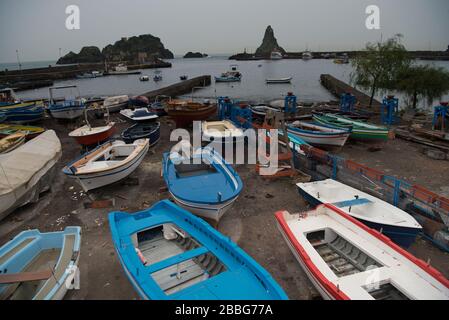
(167, 106, 217, 128)
(287, 127, 349, 147)
(121, 122, 160, 145)
(297, 185, 420, 248)
(72, 126, 116, 146)
(49, 107, 84, 120)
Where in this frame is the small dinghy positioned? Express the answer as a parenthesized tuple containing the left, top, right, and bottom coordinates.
(265, 77, 292, 84)
(102, 95, 129, 113)
(0, 130, 61, 220)
(0, 227, 81, 300)
(48, 86, 85, 120)
(63, 139, 149, 191)
(297, 179, 422, 247)
(162, 141, 243, 222)
(202, 120, 244, 144)
(139, 75, 150, 81)
(0, 124, 45, 140)
(287, 121, 351, 148)
(275, 204, 449, 300)
(121, 122, 160, 145)
(69, 109, 115, 146)
(120, 107, 158, 122)
(0, 133, 26, 154)
(109, 200, 287, 300)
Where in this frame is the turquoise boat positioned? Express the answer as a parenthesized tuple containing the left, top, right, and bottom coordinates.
(0, 227, 81, 300)
(109, 200, 288, 300)
(313, 114, 389, 141)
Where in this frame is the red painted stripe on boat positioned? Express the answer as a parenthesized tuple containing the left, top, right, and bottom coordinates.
(274, 211, 350, 300)
(323, 203, 449, 289)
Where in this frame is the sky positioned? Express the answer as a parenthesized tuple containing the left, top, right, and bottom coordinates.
(1, 0, 448, 63)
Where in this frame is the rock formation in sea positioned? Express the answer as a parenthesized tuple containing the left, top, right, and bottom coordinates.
(57, 34, 174, 65)
(183, 52, 208, 58)
(56, 46, 103, 64)
(255, 25, 286, 58)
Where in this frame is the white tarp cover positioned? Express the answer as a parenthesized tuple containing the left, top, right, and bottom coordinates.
(0, 130, 61, 195)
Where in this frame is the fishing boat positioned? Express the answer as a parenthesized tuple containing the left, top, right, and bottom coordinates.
(296, 179, 422, 247)
(129, 96, 150, 108)
(164, 99, 217, 128)
(0, 227, 81, 300)
(162, 141, 243, 221)
(265, 77, 292, 84)
(0, 133, 26, 154)
(109, 200, 287, 300)
(215, 65, 242, 82)
(102, 95, 129, 113)
(250, 105, 282, 121)
(69, 109, 115, 146)
(76, 71, 103, 79)
(313, 114, 389, 141)
(0, 124, 45, 140)
(270, 50, 283, 60)
(120, 108, 158, 122)
(302, 51, 313, 61)
(121, 122, 160, 145)
(0, 88, 19, 106)
(47, 85, 85, 120)
(275, 204, 449, 300)
(106, 64, 141, 75)
(287, 121, 351, 147)
(62, 139, 149, 191)
(202, 120, 244, 144)
(0, 130, 61, 220)
(0, 103, 45, 124)
(180, 75, 188, 81)
(139, 75, 150, 81)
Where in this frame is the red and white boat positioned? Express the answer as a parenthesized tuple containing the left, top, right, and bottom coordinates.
(275, 204, 449, 300)
(69, 110, 115, 146)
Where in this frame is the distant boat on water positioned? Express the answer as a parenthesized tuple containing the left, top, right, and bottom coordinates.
(265, 77, 292, 84)
(270, 50, 283, 60)
(302, 51, 313, 61)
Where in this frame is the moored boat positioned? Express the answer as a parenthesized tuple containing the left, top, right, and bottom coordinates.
(215, 65, 242, 82)
(0, 124, 45, 140)
(48, 85, 85, 120)
(275, 204, 449, 300)
(202, 120, 244, 144)
(62, 139, 149, 191)
(162, 141, 243, 222)
(296, 179, 422, 247)
(287, 121, 351, 147)
(270, 50, 283, 60)
(313, 114, 389, 141)
(164, 99, 217, 128)
(265, 77, 292, 84)
(0, 133, 26, 154)
(121, 122, 160, 145)
(120, 108, 158, 122)
(109, 200, 287, 300)
(0, 227, 81, 300)
(0, 130, 62, 220)
(302, 51, 313, 61)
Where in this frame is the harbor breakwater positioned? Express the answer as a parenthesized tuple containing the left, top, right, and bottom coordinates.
(142, 75, 211, 101)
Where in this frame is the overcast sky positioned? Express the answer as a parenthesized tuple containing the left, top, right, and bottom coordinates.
(1, 0, 448, 62)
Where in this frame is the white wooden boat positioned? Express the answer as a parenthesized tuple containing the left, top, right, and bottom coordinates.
(275, 204, 449, 300)
(0, 227, 81, 300)
(202, 120, 244, 144)
(63, 139, 149, 191)
(265, 77, 292, 84)
(287, 121, 351, 147)
(0, 130, 62, 220)
(297, 179, 422, 248)
(102, 95, 129, 113)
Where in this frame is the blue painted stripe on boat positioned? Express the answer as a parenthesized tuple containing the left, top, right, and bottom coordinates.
(332, 198, 373, 208)
(146, 247, 209, 274)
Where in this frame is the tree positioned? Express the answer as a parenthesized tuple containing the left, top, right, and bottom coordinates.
(351, 35, 411, 107)
(396, 65, 449, 109)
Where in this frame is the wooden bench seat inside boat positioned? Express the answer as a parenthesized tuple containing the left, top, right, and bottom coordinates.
(0, 269, 52, 284)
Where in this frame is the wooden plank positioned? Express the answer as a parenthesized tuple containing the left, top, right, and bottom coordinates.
(0, 269, 52, 284)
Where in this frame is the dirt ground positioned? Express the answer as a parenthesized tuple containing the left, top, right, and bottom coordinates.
(0, 114, 448, 300)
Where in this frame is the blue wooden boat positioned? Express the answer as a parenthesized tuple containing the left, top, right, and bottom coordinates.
(0, 226, 81, 300)
(162, 142, 243, 221)
(0, 104, 45, 124)
(109, 200, 288, 300)
(48, 85, 85, 120)
(296, 179, 423, 248)
(0, 113, 5, 123)
(121, 122, 160, 145)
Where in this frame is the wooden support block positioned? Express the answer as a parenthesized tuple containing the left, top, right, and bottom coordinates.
(84, 198, 115, 209)
(0, 269, 52, 284)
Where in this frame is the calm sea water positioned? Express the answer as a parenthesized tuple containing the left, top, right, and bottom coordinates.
(8, 57, 449, 107)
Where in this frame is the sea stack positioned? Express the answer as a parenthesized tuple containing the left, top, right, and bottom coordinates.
(255, 25, 286, 58)
(57, 46, 103, 64)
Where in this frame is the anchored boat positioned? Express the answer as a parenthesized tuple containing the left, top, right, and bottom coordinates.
(297, 179, 422, 247)
(0, 133, 26, 154)
(162, 142, 243, 222)
(0, 130, 61, 220)
(287, 121, 351, 148)
(109, 200, 288, 300)
(164, 99, 217, 128)
(275, 204, 449, 300)
(265, 77, 292, 84)
(0, 227, 81, 300)
(48, 85, 85, 120)
(121, 122, 160, 145)
(120, 107, 158, 122)
(313, 114, 389, 141)
(215, 65, 242, 82)
(63, 139, 149, 191)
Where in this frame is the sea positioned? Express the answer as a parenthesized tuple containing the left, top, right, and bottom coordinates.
(2, 56, 449, 108)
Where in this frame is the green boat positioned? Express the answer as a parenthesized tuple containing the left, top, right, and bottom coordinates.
(313, 114, 389, 141)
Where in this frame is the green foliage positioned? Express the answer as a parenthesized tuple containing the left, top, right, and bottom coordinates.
(397, 64, 449, 108)
(351, 35, 411, 107)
